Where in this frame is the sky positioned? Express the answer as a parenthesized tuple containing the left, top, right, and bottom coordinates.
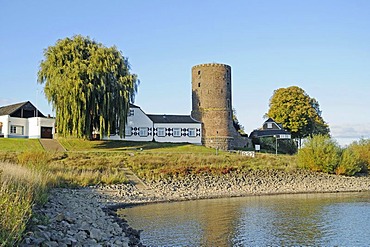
(1, 0, 370, 146)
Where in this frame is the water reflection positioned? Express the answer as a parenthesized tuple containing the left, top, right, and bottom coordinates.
(118, 192, 370, 246)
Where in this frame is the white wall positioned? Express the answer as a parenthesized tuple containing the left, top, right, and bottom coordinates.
(6, 116, 28, 138)
(0, 115, 9, 137)
(28, 117, 55, 138)
(153, 123, 202, 144)
(0, 115, 55, 139)
(104, 107, 154, 142)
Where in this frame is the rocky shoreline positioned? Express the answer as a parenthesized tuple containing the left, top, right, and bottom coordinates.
(22, 169, 370, 246)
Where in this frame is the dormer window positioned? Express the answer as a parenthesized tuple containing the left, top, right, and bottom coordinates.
(267, 123, 273, 129)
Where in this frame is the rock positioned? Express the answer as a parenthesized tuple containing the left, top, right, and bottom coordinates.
(89, 228, 103, 242)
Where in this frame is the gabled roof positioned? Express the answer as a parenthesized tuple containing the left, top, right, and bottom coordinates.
(250, 117, 290, 138)
(147, 114, 201, 124)
(250, 129, 290, 138)
(0, 101, 27, 116)
(0, 101, 45, 118)
(129, 103, 140, 108)
(264, 118, 283, 129)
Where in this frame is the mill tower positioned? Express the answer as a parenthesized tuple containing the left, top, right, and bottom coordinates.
(191, 63, 237, 150)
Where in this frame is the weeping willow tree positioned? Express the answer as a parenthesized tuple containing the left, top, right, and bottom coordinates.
(38, 35, 139, 139)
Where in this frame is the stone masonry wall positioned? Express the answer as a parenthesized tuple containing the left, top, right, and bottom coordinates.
(191, 63, 249, 150)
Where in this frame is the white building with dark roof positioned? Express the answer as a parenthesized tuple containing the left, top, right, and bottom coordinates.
(0, 101, 55, 139)
(104, 105, 202, 144)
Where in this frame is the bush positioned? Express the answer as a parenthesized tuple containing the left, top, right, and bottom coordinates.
(336, 147, 365, 176)
(298, 135, 341, 173)
(336, 140, 369, 176)
(352, 139, 370, 170)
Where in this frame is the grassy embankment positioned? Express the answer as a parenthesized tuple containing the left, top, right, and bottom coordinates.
(56, 138, 298, 180)
(0, 138, 297, 246)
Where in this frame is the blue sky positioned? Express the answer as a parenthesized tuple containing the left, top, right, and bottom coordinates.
(1, 0, 369, 146)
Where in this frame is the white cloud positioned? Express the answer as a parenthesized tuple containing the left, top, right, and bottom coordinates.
(330, 123, 370, 145)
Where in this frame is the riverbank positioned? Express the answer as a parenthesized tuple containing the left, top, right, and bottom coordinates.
(21, 169, 370, 246)
(97, 169, 370, 206)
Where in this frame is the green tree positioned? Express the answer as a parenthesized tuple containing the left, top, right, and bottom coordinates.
(232, 108, 246, 135)
(38, 35, 139, 139)
(267, 86, 329, 145)
(298, 135, 341, 174)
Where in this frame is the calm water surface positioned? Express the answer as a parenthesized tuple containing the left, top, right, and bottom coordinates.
(119, 192, 370, 246)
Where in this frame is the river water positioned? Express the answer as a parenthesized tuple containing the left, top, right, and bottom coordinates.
(118, 192, 370, 246)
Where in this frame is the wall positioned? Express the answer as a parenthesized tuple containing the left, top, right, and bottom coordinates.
(104, 107, 153, 142)
(0, 115, 9, 137)
(191, 63, 234, 150)
(153, 123, 202, 144)
(28, 117, 55, 138)
(7, 117, 28, 138)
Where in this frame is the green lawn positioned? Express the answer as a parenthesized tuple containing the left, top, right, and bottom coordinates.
(0, 139, 44, 152)
(58, 138, 218, 154)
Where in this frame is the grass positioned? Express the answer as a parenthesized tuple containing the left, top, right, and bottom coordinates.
(125, 152, 297, 180)
(0, 139, 44, 152)
(0, 162, 52, 246)
(58, 137, 217, 153)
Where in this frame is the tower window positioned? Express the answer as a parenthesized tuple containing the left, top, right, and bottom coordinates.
(227, 99, 230, 108)
(198, 70, 201, 75)
(198, 82, 201, 87)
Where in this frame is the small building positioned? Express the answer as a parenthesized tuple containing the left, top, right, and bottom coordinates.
(0, 101, 55, 139)
(148, 114, 201, 144)
(104, 104, 202, 144)
(249, 118, 291, 139)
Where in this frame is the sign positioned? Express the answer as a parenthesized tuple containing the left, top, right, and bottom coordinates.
(277, 134, 291, 139)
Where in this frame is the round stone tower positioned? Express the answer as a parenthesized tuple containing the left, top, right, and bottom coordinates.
(191, 63, 234, 150)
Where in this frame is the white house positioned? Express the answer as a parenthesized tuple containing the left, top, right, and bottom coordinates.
(104, 104, 202, 144)
(0, 101, 55, 139)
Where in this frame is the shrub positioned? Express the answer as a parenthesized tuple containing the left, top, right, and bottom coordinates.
(336, 146, 365, 176)
(336, 140, 369, 176)
(298, 135, 341, 173)
(352, 139, 370, 170)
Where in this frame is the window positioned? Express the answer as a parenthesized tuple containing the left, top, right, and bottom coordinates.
(157, 128, 165, 137)
(198, 70, 201, 75)
(173, 128, 181, 137)
(267, 123, 273, 129)
(139, 127, 148, 137)
(227, 99, 230, 108)
(188, 128, 196, 137)
(128, 109, 135, 116)
(198, 82, 201, 87)
(125, 127, 132, 136)
(10, 125, 24, 135)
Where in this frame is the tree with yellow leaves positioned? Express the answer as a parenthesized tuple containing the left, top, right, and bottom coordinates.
(267, 86, 329, 146)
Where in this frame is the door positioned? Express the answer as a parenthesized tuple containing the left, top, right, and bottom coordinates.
(41, 127, 53, 139)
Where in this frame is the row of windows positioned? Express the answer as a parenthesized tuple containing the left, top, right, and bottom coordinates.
(124, 127, 198, 137)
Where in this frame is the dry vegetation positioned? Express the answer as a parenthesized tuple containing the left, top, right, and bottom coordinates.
(0, 162, 52, 246)
(1, 137, 368, 245)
